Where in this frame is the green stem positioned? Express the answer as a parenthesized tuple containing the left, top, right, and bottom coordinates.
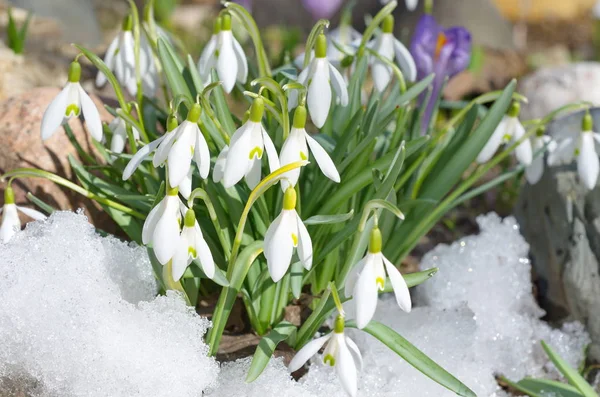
(188, 187, 232, 259)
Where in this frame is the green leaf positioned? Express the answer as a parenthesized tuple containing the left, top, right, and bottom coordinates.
(184, 260, 230, 287)
(396, 74, 435, 106)
(157, 37, 192, 102)
(304, 210, 354, 226)
(383, 267, 438, 292)
(353, 321, 476, 397)
(541, 341, 598, 397)
(26, 192, 55, 214)
(358, 199, 405, 229)
(290, 261, 303, 299)
(502, 377, 584, 397)
(246, 321, 297, 382)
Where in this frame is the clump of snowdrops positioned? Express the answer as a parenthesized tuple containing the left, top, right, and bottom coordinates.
(0, 0, 592, 395)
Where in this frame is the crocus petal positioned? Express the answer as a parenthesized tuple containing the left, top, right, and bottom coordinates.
(345, 336, 363, 371)
(344, 257, 367, 298)
(168, 124, 194, 187)
(296, 214, 313, 270)
(41, 85, 69, 140)
(217, 31, 238, 93)
(511, 120, 532, 166)
(476, 116, 508, 163)
(280, 128, 307, 191)
(179, 168, 193, 200)
(96, 36, 119, 87)
(142, 200, 164, 245)
(288, 66, 310, 110)
(393, 37, 418, 82)
(288, 333, 331, 372)
(328, 63, 349, 106)
(224, 123, 253, 188)
(305, 133, 340, 182)
(578, 133, 599, 189)
(232, 36, 248, 83)
(262, 127, 280, 174)
(198, 35, 218, 77)
(0, 204, 20, 243)
(383, 256, 412, 312)
(16, 206, 46, 221)
(195, 226, 215, 279)
(354, 258, 378, 329)
(307, 59, 332, 128)
(78, 86, 104, 141)
(194, 128, 211, 179)
(123, 136, 164, 180)
(336, 336, 358, 397)
(213, 146, 229, 183)
(265, 211, 296, 282)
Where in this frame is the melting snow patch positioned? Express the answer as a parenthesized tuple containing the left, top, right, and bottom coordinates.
(0, 211, 218, 397)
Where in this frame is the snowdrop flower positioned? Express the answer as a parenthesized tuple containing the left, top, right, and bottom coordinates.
(0, 187, 46, 243)
(122, 115, 193, 198)
(41, 61, 103, 142)
(477, 102, 532, 166)
(345, 225, 411, 329)
(198, 14, 248, 93)
(280, 105, 340, 191)
(152, 103, 210, 188)
(289, 34, 348, 128)
(548, 112, 600, 190)
(142, 186, 182, 264)
(289, 315, 362, 397)
(171, 208, 215, 281)
(370, 15, 417, 92)
(381, 0, 419, 11)
(525, 126, 553, 185)
(214, 98, 279, 189)
(264, 187, 312, 282)
(108, 111, 140, 154)
(327, 25, 362, 68)
(96, 16, 134, 96)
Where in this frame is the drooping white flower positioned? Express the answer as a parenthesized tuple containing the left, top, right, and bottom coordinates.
(142, 186, 182, 264)
(370, 15, 417, 92)
(122, 115, 195, 199)
(197, 13, 248, 93)
(0, 187, 46, 243)
(280, 105, 340, 191)
(548, 112, 600, 190)
(294, 25, 362, 70)
(289, 33, 349, 128)
(380, 0, 419, 11)
(289, 315, 362, 397)
(525, 127, 554, 185)
(263, 187, 312, 282)
(345, 226, 411, 329)
(171, 207, 215, 281)
(214, 98, 279, 189)
(96, 16, 136, 95)
(41, 61, 103, 142)
(476, 102, 532, 166)
(152, 103, 211, 188)
(108, 112, 140, 154)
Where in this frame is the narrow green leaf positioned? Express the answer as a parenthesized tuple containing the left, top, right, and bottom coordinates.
(157, 37, 192, 101)
(353, 321, 476, 397)
(541, 341, 598, 397)
(304, 210, 354, 226)
(26, 192, 55, 214)
(504, 377, 584, 397)
(246, 321, 297, 382)
(383, 268, 438, 292)
(290, 261, 303, 299)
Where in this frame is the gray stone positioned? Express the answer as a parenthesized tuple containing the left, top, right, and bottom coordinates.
(520, 62, 600, 120)
(515, 108, 600, 359)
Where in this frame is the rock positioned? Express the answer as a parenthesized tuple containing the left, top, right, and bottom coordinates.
(519, 62, 600, 120)
(515, 108, 600, 360)
(0, 87, 118, 234)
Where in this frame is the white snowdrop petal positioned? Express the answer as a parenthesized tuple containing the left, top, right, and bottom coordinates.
(194, 127, 211, 179)
(372, 35, 394, 92)
(525, 156, 544, 185)
(167, 125, 194, 187)
(224, 123, 253, 188)
(405, 0, 419, 10)
(288, 67, 310, 110)
(78, 86, 104, 141)
(262, 127, 280, 174)
(288, 334, 331, 372)
(547, 138, 576, 166)
(393, 37, 418, 83)
(328, 63, 349, 106)
(153, 129, 178, 167)
(512, 121, 533, 166)
(264, 211, 295, 282)
(307, 60, 332, 128)
(476, 116, 508, 163)
(217, 32, 238, 93)
(41, 85, 70, 141)
(142, 200, 164, 245)
(178, 168, 193, 200)
(354, 258, 378, 329)
(0, 204, 20, 243)
(16, 206, 47, 221)
(578, 133, 600, 189)
(96, 36, 119, 87)
(279, 128, 306, 191)
(296, 214, 313, 270)
(195, 231, 215, 279)
(344, 257, 367, 298)
(171, 237, 190, 282)
(336, 337, 358, 397)
(213, 146, 229, 183)
(198, 35, 218, 77)
(232, 36, 248, 83)
(305, 133, 340, 182)
(345, 336, 363, 371)
(123, 136, 164, 180)
(383, 256, 412, 313)
(245, 158, 262, 190)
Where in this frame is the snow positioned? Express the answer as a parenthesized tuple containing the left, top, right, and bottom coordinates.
(0, 211, 218, 397)
(0, 211, 590, 397)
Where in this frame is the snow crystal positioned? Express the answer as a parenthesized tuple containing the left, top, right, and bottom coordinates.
(298, 214, 590, 396)
(0, 211, 218, 397)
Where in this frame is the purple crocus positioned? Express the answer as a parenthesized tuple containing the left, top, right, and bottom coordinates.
(302, 0, 344, 20)
(410, 15, 471, 133)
